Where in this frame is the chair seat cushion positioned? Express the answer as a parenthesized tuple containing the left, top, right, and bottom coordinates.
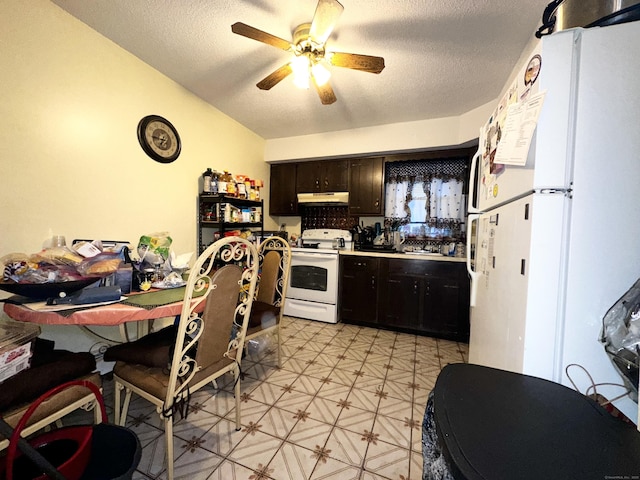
(103, 325, 177, 369)
(1, 372, 101, 430)
(248, 301, 280, 328)
(0, 339, 97, 413)
(113, 356, 235, 400)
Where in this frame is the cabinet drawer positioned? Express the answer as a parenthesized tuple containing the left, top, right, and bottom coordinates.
(387, 258, 461, 277)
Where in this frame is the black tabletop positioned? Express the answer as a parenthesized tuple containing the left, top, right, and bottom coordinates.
(433, 363, 640, 480)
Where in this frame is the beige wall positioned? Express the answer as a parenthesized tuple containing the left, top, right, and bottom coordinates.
(264, 101, 492, 162)
(0, 0, 271, 263)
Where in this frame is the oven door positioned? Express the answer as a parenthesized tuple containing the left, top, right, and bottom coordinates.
(286, 251, 339, 305)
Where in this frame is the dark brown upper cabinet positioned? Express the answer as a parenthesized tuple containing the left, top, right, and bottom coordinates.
(349, 157, 384, 216)
(296, 159, 349, 193)
(269, 163, 298, 216)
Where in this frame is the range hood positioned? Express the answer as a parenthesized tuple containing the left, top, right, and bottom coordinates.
(297, 192, 349, 205)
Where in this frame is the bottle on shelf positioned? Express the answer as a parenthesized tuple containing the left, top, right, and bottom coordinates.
(218, 171, 229, 196)
(224, 171, 236, 197)
(211, 170, 219, 195)
(236, 175, 247, 199)
(202, 168, 213, 194)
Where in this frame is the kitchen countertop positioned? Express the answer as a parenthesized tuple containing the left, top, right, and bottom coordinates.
(340, 249, 466, 263)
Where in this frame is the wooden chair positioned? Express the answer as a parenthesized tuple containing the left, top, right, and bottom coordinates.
(108, 236, 259, 480)
(244, 236, 291, 367)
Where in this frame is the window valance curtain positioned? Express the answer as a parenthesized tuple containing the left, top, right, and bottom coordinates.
(384, 158, 467, 230)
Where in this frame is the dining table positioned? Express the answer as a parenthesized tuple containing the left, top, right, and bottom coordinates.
(1, 287, 202, 342)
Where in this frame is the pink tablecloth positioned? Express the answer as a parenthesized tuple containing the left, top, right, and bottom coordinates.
(3, 300, 186, 326)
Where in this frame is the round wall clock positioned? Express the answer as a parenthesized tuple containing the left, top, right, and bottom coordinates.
(137, 115, 181, 163)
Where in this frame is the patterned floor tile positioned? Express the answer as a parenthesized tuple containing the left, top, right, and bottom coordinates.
(372, 414, 412, 449)
(347, 386, 380, 413)
(329, 366, 364, 387)
(313, 352, 343, 368)
(274, 389, 315, 414)
(287, 417, 333, 451)
(206, 460, 269, 480)
(227, 430, 283, 471)
(383, 379, 417, 402)
(363, 353, 392, 366)
(250, 381, 286, 405)
(359, 362, 392, 379)
(363, 439, 411, 480)
(352, 376, 385, 395)
(103, 317, 469, 480)
(306, 395, 344, 424)
(259, 406, 299, 439)
(324, 426, 369, 467)
(291, 373, 325, 395)
(173, 405, 224, 441)
(335, 406, 376, 435)
(171, 442, 224, 479)
(409, 450, 424, 480)
(267, 441, 318, 480)
(310, 455, 362, 480)
(282, 357, 315, 374)
(198, 417, 247, 457)
(376, 395, 414, 422)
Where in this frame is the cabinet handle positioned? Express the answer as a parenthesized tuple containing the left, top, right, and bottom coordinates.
(372, 276, 376, 289)
(414, 281, 419, 294)
(324, 177, 329, 187)
(375, 199, 379, 207)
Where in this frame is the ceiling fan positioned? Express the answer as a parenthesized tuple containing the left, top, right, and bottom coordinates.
(231, 0, 385, 105)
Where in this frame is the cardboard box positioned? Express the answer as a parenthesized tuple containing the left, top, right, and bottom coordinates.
(0, 318, 40, 383)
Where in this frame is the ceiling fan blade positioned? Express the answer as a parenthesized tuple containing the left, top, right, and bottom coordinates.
(257, 64, 293, 90)
(231, 22, 292, 51)
(313, 77, 337, 105)
(309, 0, 344, 45)
(329, 51, 385, 74)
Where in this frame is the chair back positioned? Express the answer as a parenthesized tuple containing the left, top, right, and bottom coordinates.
(256, 236, 291, 309)
(165, 236, 258, 409)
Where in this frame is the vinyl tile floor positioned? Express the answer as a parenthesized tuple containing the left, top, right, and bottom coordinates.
(97, 317, 469, 480)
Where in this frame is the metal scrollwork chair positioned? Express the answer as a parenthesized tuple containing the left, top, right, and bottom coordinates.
(108, 236, 259, 480)
(244, 236, 291, 367)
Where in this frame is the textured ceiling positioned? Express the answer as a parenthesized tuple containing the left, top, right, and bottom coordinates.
(51, 0, 550, 139)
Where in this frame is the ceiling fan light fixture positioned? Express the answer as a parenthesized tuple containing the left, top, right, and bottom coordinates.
(311, 61, 331, 86)
(291, 55, 311, 89)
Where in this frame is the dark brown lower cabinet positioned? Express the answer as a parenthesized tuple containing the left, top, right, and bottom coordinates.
(339, 255, 470, 341)
(339, 256, 379, 326)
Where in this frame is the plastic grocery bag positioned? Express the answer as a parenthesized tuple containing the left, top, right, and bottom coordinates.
(137, 232, 172, 266)
(600, 277, 640, 397)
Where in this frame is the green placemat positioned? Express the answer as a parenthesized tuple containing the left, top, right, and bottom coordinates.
(122, 287, 205, 310)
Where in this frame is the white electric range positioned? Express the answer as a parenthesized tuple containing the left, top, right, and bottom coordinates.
(284, 229, 353, 323)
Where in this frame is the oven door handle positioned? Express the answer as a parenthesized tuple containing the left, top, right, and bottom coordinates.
(293, 252, 337, 260)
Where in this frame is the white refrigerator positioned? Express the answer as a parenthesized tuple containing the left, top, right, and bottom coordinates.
(466, 22, 640, 423)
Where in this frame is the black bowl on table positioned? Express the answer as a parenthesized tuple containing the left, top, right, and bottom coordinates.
(0, 277, 104, 300)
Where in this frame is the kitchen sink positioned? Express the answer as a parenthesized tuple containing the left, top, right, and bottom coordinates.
(404, 250, 443, 256)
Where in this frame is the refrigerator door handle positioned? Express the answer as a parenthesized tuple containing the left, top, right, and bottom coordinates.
(466, 213, 481, 307)
(468, 148, 481, 214)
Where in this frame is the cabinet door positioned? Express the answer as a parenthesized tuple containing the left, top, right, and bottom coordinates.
(423, 275, 461, 335)
(323, 159, 349, 192)
(382, 273, 422, 329)
(349, 157, 384, 215)
(296, 162, 322, 193)
(270, 163, 298, 215)
(339, 256, 379, 325)
(297, 160, 349, 193)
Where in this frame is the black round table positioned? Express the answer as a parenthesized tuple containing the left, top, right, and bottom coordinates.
(425, 363, 640, 480)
